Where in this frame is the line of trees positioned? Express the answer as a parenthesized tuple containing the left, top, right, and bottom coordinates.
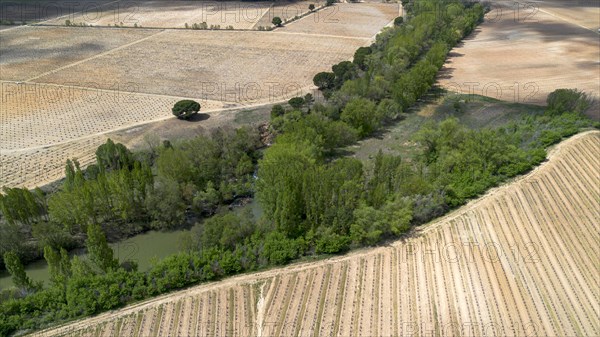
(1, 0, 596, 334)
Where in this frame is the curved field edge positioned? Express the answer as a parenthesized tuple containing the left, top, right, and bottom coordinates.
(29, 130, 600, 337)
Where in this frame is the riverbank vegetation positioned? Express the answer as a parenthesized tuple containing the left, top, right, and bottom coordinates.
(0, 1, 596, 335)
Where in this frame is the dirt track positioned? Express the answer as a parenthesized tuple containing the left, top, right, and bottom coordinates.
(30, 131, 600, 337)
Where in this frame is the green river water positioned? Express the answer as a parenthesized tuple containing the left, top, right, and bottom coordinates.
(0, 200, 261, 289)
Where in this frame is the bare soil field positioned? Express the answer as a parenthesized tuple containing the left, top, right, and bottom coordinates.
(31, 131, 600, 337)
(31, 29, 368, 101)
(0, 26, 157, 81)
(530, 0, 600, 31)
(0, 81, 225, 151)
(0, 135, 105, 188)
(280, 2, 400, 38)
(41, 1, 274, 29)
(438, 0, 600, 104)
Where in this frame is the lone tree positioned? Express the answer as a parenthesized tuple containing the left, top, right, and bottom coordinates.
(172, 100, 201, 120)
(309, 4, 315, 11)
(394, 16, 404, 26)
(272, 17, 283, 27)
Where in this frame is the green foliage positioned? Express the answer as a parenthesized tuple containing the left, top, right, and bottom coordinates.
(172, 100, 201, 120)
(262, 231, 300, 264)
(257, 139, 317, 237)
(309, 4, 315, 11)
(313, 71, 336, 93)
(351, 196, 412, 245)
(44, 246, 71, 290)
(546, 89, 590, 115)
(0, 187, 46, 226)
(6, 4, 596, 335)
(95, 138, 134, 172)
(394, 16, 404, 26)
(145, 177, 186, 228)
(49, 161, 153, 231)
(271, 104, 285, 119)
(86, 223, 119, 273)
(332, 61, 358, 88)
(3, 251, 34, 291)
(272, 16, 282, 26)
(353, 46, 372, 70)
(190, 210, 256, 252)
(340, 97, 379, 136)
(288, 97, 305, 109)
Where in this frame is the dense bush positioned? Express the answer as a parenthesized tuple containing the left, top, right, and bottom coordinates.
(546, 89, 590, 115)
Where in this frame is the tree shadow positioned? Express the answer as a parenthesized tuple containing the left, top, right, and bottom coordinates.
(182, 113, 210, 123)
(437, 66, 455, 80)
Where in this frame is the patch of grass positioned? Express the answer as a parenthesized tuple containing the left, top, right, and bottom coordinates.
(232, 107, 271, 125)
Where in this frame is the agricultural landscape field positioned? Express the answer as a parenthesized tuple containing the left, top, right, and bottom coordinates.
(1, 1, 599, 336)
(0, 1, 399, 188)
(439, 0, 600, 105)
(33, 131, 600, 337)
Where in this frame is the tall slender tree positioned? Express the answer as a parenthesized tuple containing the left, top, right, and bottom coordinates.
(3, 251, 34, 290)
(86, 224, 119, 273)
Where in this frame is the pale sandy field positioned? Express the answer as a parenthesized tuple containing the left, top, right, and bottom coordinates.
(280, 2, 400, 38)
(0, 26, 156, 81)
(30, 131, 600, 337)
(439, 0, 600, 104)
(30, 29, 369, 100)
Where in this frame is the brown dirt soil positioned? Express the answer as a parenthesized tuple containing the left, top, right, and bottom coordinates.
(279, 2, 400, 38)
(0, 26, 156, 81)
(30, 131, 600, 337)
(30, 29, 368, 101)
(438, 0, 600, 105)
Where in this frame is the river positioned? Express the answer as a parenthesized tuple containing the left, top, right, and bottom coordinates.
(0, 200, 261, 289)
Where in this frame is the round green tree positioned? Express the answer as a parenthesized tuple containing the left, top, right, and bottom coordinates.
(172, 100, 201, 120)
(272, 17, 283, 27)
(313, 72, 335, 90)
(309, 4, 315, 11)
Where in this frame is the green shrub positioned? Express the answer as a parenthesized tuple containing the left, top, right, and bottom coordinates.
(546, 89, 590, 115)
